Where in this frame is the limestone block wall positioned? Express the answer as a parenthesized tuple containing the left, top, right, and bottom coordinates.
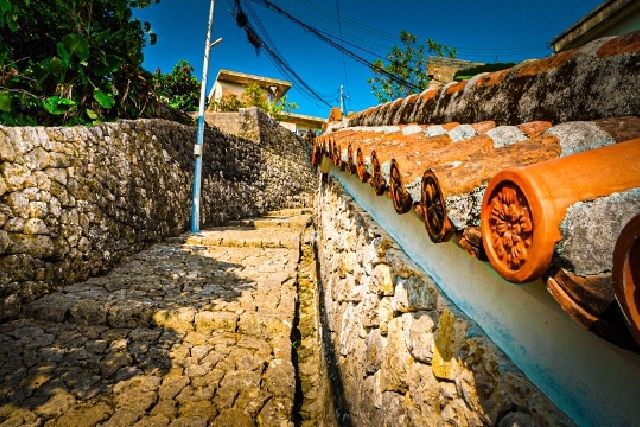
(0, 117, 316, 319)
(202, 109, 260, 141)
(316, 179, 572, 426)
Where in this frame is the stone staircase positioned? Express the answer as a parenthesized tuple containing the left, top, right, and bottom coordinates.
(0, 209, 321, 427)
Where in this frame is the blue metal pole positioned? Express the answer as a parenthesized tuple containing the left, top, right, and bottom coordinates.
(190, 0, 216, 233)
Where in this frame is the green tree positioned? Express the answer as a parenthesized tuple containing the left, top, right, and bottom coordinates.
(153, 59, 200, 111)
(0, 0, 160, 126)
(368, 30, 457, 103)
(240, 83, 298, 119)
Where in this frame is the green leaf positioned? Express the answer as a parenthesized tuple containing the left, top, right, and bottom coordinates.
(62, 34, 90, 62)
(105, 55, 124, 73)
(86, 109, 98, 120)
(49, 57, 65, 76)
(57, 43, 71, 67)
(43, 96, 76, 115)
(0, 91, 12, 112)
(0, 0, 11, 13)
(93, 89, 115, 109)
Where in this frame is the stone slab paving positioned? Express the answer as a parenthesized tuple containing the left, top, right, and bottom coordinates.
(0, 211, 311, 427)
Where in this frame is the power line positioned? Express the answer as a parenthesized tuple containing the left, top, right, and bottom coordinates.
(228, 0, 331, 108)
(249, 0, 422, 93)
(262, 0, 549, 58)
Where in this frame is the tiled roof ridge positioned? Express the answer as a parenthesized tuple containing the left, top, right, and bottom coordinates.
(347, 31, 640, 128)
(312, 116, 640, 347)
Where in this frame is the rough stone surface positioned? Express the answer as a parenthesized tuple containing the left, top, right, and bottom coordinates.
(546, 121, 617, 156)
(555, 188, 640, 275)
(0, 112, 316, 319)
(0, 211, 319, 426)
(424, 125, 448, 137)
(486, 126, 528, 148)
(349, 34, 640, 127)
(317, 178, 573, 427)
(449, 124, 477, 142)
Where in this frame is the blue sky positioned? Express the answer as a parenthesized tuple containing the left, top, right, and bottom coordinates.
(135, 0, 602, 118)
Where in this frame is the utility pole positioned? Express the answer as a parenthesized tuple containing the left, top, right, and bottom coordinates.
(190, 0, 222, 233)
(339, 84, 345, 116)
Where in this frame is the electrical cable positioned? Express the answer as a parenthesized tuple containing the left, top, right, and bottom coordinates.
(235, 0, 332, 107)
(249, 0, 422, 93)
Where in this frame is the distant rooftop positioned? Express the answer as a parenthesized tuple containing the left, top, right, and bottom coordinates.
(551, 0, 640, 52)
(215, 69, 292, 89)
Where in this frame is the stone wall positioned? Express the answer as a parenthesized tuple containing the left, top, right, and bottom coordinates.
(316, 178, 572, 426)
(349, 32, 640, 127)
(0, 116, 316, 319)
(202, 110, 259, 140)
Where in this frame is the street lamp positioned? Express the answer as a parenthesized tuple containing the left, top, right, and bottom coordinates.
(190, 0, 222, 234)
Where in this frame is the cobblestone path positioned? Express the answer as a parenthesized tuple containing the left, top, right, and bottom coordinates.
(0, 209, 319, 427)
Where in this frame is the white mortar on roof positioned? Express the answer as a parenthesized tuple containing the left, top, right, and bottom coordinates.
(546, 121, 617, 157)
(401, 125, 423, 136)
(487, 126, 528, 148)
(425, 125, 448, 137)
(330, 164, 640, 427)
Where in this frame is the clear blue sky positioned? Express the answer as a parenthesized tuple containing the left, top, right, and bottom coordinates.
(135, 0, 603, 118)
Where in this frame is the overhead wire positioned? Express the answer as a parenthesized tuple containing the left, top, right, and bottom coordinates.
(334, 0, 351, 113)
(257, 0, 549, 59)
(226, 0, 331, 108)
(242, 3, 332, 107)
(248, 0, 423, 93)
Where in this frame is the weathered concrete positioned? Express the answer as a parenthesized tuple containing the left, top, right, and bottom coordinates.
(0, 210, 327, 426)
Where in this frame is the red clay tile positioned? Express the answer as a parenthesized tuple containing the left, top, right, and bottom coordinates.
(594, 116, 640, 142)
(445, 81, 467, 95)
(442, 122, 461, 131)
(519, 121, 553, 137)
(613, 213, 640, 345)
(597, 31, 640, 58)
(517, 50, 575, 78)
(421, 89, 439, 101)
(476, 69, 510, 87)
(481, 138, 640, 283)
(471, 121, 497, 134)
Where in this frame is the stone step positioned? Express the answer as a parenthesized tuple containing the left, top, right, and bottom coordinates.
(4, 213, 307, 427)
(183, 229, 301, 249)
(265, 208, 314, 217)
(228, 215, 311, 230)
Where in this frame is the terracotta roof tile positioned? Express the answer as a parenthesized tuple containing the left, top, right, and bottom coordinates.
(312, 117, 640, 342)
(596, 30, 640, 58)
(347, 32, 640, 128)
(516, 49, 575, 77)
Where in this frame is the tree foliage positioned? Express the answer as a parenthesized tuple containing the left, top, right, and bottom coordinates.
(153, 60, 200, 111)
(0, 0, 160, 126)
(210, 83, 298, 119)
(368, 30, 457, 103)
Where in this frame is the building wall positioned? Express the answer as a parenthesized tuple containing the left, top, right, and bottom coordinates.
(426, 56, 484, 85)
(0, 114, 316, 319)
(210, 81, 245, 102)
(316, 177, 572, 426)
(553, 0, 640, 52)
